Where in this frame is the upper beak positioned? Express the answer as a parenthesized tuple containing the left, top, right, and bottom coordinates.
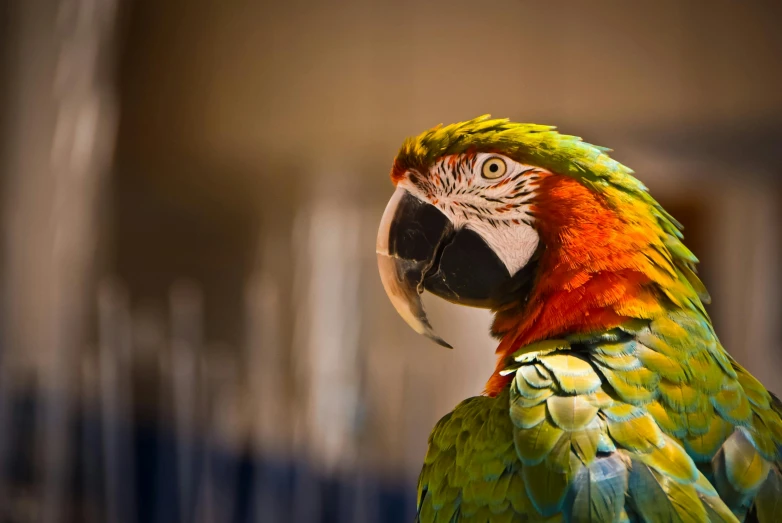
(376, 186, 454, 348)
(377, 186, 537, 348)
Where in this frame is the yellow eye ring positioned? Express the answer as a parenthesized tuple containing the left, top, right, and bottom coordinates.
(481, 157, 507, 179)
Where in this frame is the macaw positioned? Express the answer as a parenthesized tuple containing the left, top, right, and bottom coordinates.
(376, 116, 782, 522)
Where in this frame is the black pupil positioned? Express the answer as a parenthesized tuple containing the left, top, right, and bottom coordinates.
(489, 163, 498, 172)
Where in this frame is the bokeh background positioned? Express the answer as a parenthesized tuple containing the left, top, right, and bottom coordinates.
(1, 1, 781, 521)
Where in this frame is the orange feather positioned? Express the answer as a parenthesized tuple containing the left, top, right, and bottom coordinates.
(487, 174, 665, 395)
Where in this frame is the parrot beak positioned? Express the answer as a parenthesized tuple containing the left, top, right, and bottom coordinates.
(376, 186, 454, 348)
(377, 186, 538, 348)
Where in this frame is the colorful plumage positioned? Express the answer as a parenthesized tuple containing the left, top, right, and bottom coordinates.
(376, 116, 782, 522)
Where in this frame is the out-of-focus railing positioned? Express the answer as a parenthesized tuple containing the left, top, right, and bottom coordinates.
(0, 277, 415, 523)
(0, 1, 417, 515)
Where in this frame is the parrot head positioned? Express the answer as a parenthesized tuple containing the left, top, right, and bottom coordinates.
(377, 115, 706, 387)
(376, 122, 544, 348)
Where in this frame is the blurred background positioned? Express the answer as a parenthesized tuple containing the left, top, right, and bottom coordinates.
(0, 0, 781, 521)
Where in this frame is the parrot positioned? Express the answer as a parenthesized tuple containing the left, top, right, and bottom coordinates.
(375, 115, 782, 522)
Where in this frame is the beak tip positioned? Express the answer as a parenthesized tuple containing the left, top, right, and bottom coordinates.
(429, 335, 453, 349)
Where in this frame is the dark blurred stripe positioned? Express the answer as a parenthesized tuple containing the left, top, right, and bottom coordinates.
(1, 392, 414, 523)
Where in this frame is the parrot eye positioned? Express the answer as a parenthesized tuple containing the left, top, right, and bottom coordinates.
(481, 157, 507, 179)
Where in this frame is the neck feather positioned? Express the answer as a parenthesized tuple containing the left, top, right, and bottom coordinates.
(486, 172, 693, 395)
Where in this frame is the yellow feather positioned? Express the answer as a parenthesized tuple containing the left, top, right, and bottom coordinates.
(658, 380, 708, 413)
(723, 429, 771, 492)
(634, 435, 699, 483)
(723, 393, 753, 425)
(593, 352, 641, 371)
(546, 395, 600, 431)
(570, 422, 601, 465)
(713, 384, 742, 411)
(513, 418, 565, 466)
(647, 400, 687, 437)
(684, 409, 711, 436)
(651, 316, 691, 347)
(520, 364, 553, 389)
(684, 415, 732, 460)
(603, 403, 644, 422)
(599, 366, 656, 405)
(554, 373, 603, 395)
(636, 344, 687, 382)
(539, 353, 594, 376)
(510, 401, 547, 430)
(606, 413, 665, 453)
(584, 390, 615, 409)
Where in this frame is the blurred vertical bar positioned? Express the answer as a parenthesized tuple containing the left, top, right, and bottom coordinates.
(0, 0, 13, 512)
(301, 189, 362, 470)
(194, 350, 216, 523)
(0, 0, 120, 521)
(98, 280, 136, 523)
(290, 172, 366, 522)
(156, 332, 175, 523)
(246, 274, 283, 523)
(170, 281, 204, 523)
(80, 352, 101, 523)
(289, 206, 321, 523)
(197, 349, 239, 523)
(246, 230, 293, 522)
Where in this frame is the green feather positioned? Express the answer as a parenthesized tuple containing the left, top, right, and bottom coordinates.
(635, 344, 688, 383)
(546, 395, 600, 431)
(522, 460, 569, 517)
(633, 435, 699, 484)
(520, 364, 553, 389)
(723, 429, 770, 493)
(754, 466, 782, 523)
(515, 374, 555, 401)
(570, 423, 601, 465)
(626, 460, 708, 523)
(606, 413, 664, 453)
(417, 491, 436, 523)
(657, 380, 710, 414)
(513, 418, 564, 466)
(563, 454, 628, 523)
(684, 415, 733, 462)
(592, 352, 641, 372)
(596, 365, 656, 406)
(510, 401, 546, 430)
(602, 403, 645, 422)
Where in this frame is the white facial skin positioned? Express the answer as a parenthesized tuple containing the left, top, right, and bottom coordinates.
(397, 152, 545, 276)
